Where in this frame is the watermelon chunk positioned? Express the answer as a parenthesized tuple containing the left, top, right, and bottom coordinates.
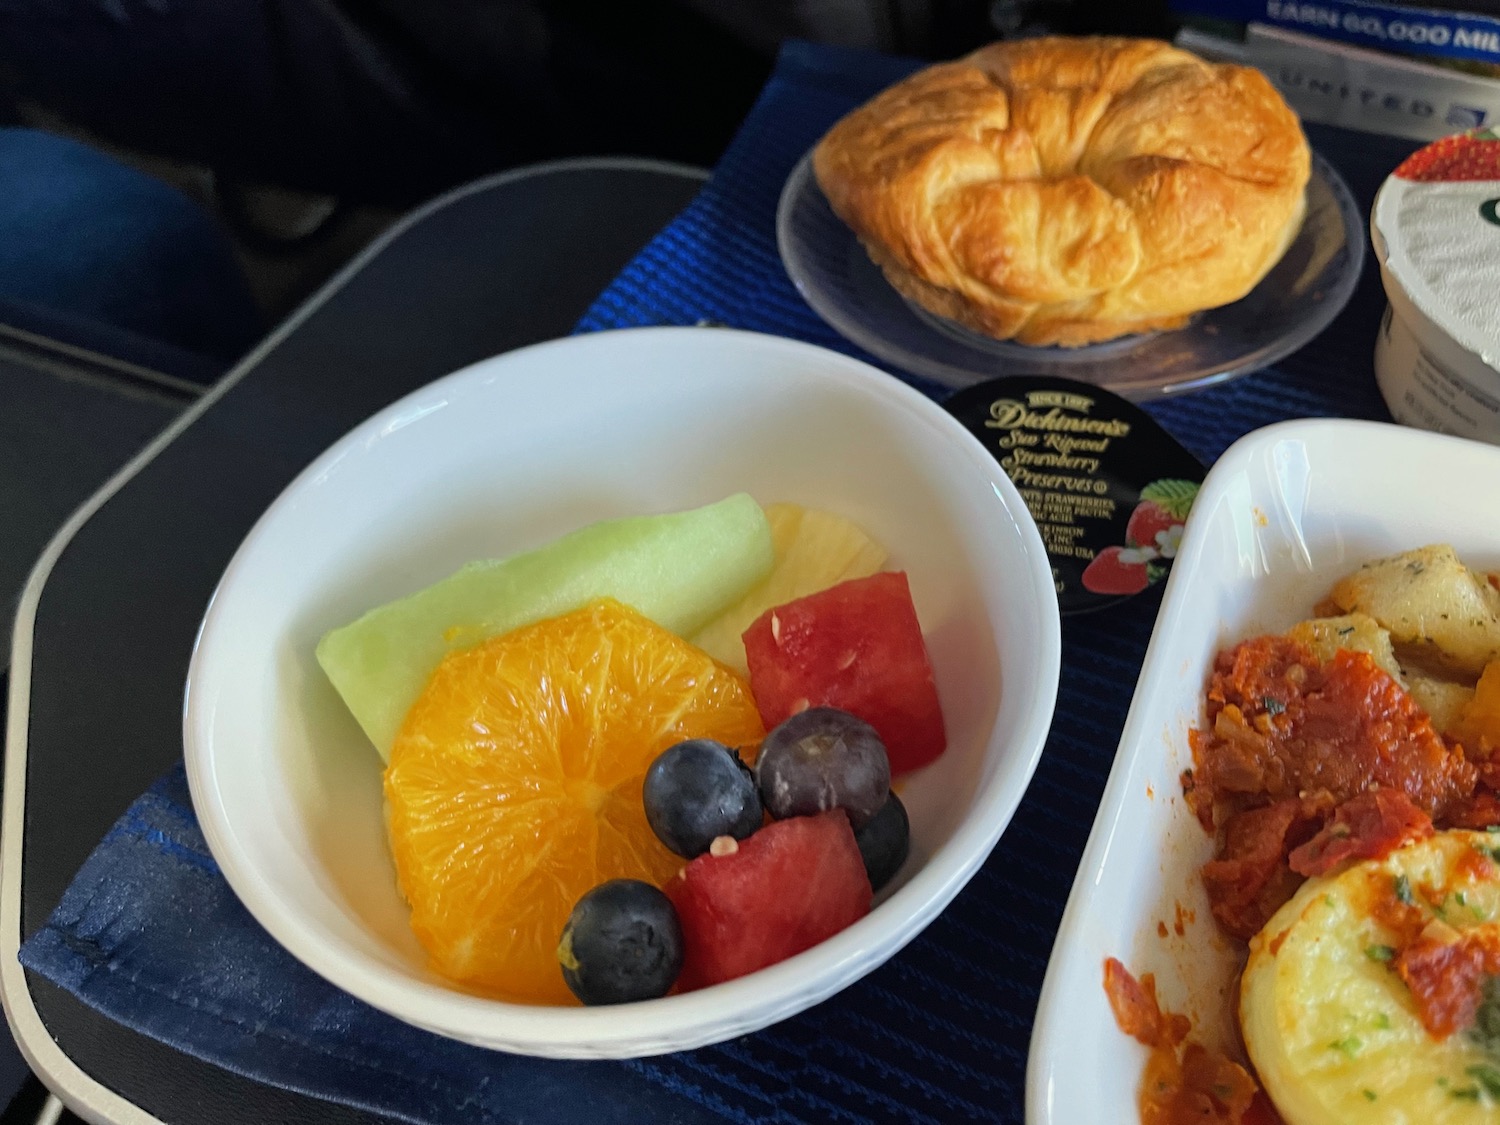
(666, 811, 871, 990)
(742, 571, 946, 774)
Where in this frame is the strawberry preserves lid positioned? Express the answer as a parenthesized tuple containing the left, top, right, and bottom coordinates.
(943, 376, 1204, 616)
(1374, 126, 1500, 370)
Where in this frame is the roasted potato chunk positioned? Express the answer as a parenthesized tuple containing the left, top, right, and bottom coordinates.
(1285, 613, 1404, 683)
(1328, 544, 1500, 678)
(1405, 675, 1476, 738)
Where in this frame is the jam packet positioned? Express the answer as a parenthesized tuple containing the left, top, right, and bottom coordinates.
(944, 376, 1205, 615)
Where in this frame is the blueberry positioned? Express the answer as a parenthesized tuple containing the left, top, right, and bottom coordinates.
(643, 739, 762, 858)
(756, 708, 890, 829)
(855, 793, 910, 892)
(557, 879, 683, 1005)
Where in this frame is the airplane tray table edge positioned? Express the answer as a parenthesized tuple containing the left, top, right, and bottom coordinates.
(0, 157, 710, 1125)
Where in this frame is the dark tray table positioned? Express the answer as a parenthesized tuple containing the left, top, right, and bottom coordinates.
(1, 157, 707, 1125)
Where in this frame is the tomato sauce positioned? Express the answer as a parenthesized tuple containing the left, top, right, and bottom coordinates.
(1103, 959, 1263, 1125)
(1188, 636, 1475, 829)
(1103, 957, 1188, 1050)
(1199, 797, 1329, 940)
(1286, 789, 1433, 877)
(1357, 859, 1500, 1040)
(1187, 635, 1489, 936)
(1141, 1043, 1259, 1125)
(1395, 928, 1500, 1038)
(1110, 623, 1500, 1124)
(1448, 790, 1500, 829)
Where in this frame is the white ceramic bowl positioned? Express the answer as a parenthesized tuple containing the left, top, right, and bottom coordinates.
(1027, 417, 1500, 1123)
(184, 326, 1061, 1059)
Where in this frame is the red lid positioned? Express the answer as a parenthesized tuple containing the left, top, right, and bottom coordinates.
(1393, 126, 1500, 182)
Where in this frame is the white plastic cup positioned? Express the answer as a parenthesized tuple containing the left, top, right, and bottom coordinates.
(1370, 130, 1500, 443)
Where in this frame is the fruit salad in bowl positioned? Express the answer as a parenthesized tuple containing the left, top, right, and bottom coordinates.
(183, 326, 1061, 1058)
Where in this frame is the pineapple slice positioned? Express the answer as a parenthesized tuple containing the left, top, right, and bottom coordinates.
(691, 502, 887, 673)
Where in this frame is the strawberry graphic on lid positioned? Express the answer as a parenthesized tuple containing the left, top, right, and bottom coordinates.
(1081, 479, 1199, 597)
(1079, 547, 1151, 596)
(1393, 126, 1500, 183)
(1124, 479, 1198, 555)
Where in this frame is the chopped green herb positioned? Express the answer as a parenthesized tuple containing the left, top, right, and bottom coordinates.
(1211, 1083, 1233, 1099)
(1363, 1089, 1377, 1102)
(1467, 1064, 1500, 1098)
(1365, 944, 1396, 963)
(1337, 626, 1355, 637)
(1469, 976, 1500, 1057)
(1395, 874, 1415, 905)
(1374, 1012, 1392, 1030)
(1439, 1077, 1451, 1088)
(1330, 1035, 1364, 1057)
(1451, 1086, 1481, 1101)
(1262, 696, 1286, 715)
(1325, 894, 1336, 908)
(1452, 891, 1489, 920)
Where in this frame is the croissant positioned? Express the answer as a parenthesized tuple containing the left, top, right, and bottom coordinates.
(812, 37, 1310, 348)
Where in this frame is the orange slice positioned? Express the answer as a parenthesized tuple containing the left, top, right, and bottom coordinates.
(384, 597, 764, 1004)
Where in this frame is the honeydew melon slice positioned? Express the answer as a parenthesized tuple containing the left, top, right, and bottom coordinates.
(317, 493, 773, 759)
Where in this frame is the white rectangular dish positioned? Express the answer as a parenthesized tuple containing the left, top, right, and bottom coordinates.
(1026, 417, 1500, 1124)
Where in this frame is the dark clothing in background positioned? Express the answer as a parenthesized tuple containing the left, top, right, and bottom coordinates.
(0, 0, 776, 202)
(0, 0, 1168, 203)
(0, 126, 262, 364)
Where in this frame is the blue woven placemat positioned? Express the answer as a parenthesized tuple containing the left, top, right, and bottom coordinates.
(20, 39, 1418, 1125)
